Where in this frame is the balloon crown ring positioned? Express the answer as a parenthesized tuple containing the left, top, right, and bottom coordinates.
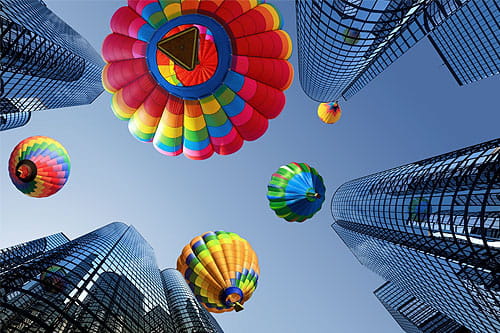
(146, 14, 232, 100)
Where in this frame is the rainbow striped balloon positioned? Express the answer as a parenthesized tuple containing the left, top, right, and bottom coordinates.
(177, 231, 259, 313)
(102, 0, 293, 160)
(267, 162, 326, 222)
(318, 101, 342, 124)
(8, 136, 70, 198)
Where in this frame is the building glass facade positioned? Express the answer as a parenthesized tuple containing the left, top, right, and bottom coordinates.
(374, 281, 470, 333)
(296, 0, 498, 102)
(428, 0, 500, 86)
(0, 223, 169, 332)
(331, 139, 500, 332)
(0, 223, 224, 332)
(161, 268, 224, 333)
(0, 232, 69, 271)
(0, 0, 103, 130)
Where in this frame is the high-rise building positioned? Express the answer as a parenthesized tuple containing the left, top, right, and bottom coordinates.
(374, 281, 470, 333)
(162, 268, 224, 333)
(296, 0, 500, 102)
(0, 222, 224, 332)
(0, 0, 103, 130)
(331, 139, 500, 333)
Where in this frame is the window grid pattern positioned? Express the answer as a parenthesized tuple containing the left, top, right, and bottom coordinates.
(0, 98, 30, 130)
(0, 222, 177, 332)
(333, 223, 499, 333)
(374, 281, 469, 333)
(428, 0, 500, 86)
(161, 268, 224, 333)
(331, 139, 500, 332)
(296, 0, 471, 102)
(0, 0, 103, 119)
(0, 233, 69, 271)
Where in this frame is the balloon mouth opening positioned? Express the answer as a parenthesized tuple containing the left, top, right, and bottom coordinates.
(16, 160, 37, 183)
(221, 287, 244, 310)
(306, 192, 321, 200)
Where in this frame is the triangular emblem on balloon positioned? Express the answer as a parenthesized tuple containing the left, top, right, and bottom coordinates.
(157, 26, 199, 71)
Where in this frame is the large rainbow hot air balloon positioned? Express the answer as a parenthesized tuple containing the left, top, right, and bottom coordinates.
(317, 101, 341, 124)
(177, 231, 259, 313)
(102, 0, 293, 160)
(267, 162, 326, 222)
(8, 136, 70, 198)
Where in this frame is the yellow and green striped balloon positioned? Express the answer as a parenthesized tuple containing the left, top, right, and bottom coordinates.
(177, 231, 259, 313)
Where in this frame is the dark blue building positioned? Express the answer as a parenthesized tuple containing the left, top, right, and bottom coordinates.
(331, 139, 500, 332)
(0, 0, 103, 130)
(0, 222, 224, 332)
(374, 281, 470, 333)
(296, 0, 500, 102)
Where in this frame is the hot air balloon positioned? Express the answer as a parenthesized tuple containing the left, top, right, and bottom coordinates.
(343, 28, 360, 45)
(177, 231, 259, 313)
(267, 162, 326, 222)
(8, 136, 70, 198)
(40, 265, 67, 293)
(318, 101, 341, 124)
(409, 197, 431, 222)
(102, 0, 294, 160)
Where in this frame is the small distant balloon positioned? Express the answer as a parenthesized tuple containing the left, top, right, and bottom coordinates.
(318, 101, 342, 124)
(343, 28, 360, 45)
(177, 231, 259, 313)
(8, 136, 70, 198)
(267, 162, 326, 222)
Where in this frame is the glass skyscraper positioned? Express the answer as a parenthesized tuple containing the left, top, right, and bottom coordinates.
(0, 0, 104, 130)
(374, 281, 470, 333)
(296, 0, 500, 102)
(162, 269, 224, 333)
(331, 139, 500, 332)
(0, 222, 224, 332)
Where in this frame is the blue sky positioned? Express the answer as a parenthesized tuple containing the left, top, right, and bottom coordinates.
(1, 1, 499, 332)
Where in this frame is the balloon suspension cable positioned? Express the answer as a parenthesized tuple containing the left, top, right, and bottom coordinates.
(234, 302, 244, 312)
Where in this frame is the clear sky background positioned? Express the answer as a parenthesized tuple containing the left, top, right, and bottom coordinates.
(1, 1, 499, 332)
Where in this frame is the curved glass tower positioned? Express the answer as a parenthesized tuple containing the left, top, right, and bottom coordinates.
(162, 268, 224, 333)
(296, 0, 499, 102)
(331, 139, 500, 332)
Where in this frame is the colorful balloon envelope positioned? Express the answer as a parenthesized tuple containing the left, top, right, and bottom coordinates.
(102, 0, 294, 160)
(267, 162, 326, 222)
(177, 231, 259, 313)
(318, 101, 341, 124)
(40, 265, 67, 293)
(8, 136, 70, 198)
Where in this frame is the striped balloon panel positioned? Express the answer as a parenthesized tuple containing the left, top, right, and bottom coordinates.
(267, 162, 326, 222)
(102, 0, 293, 160)
(8, 136, 70, 198)
(318, 102, 342, 124)
(177, 231, 259, 313)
